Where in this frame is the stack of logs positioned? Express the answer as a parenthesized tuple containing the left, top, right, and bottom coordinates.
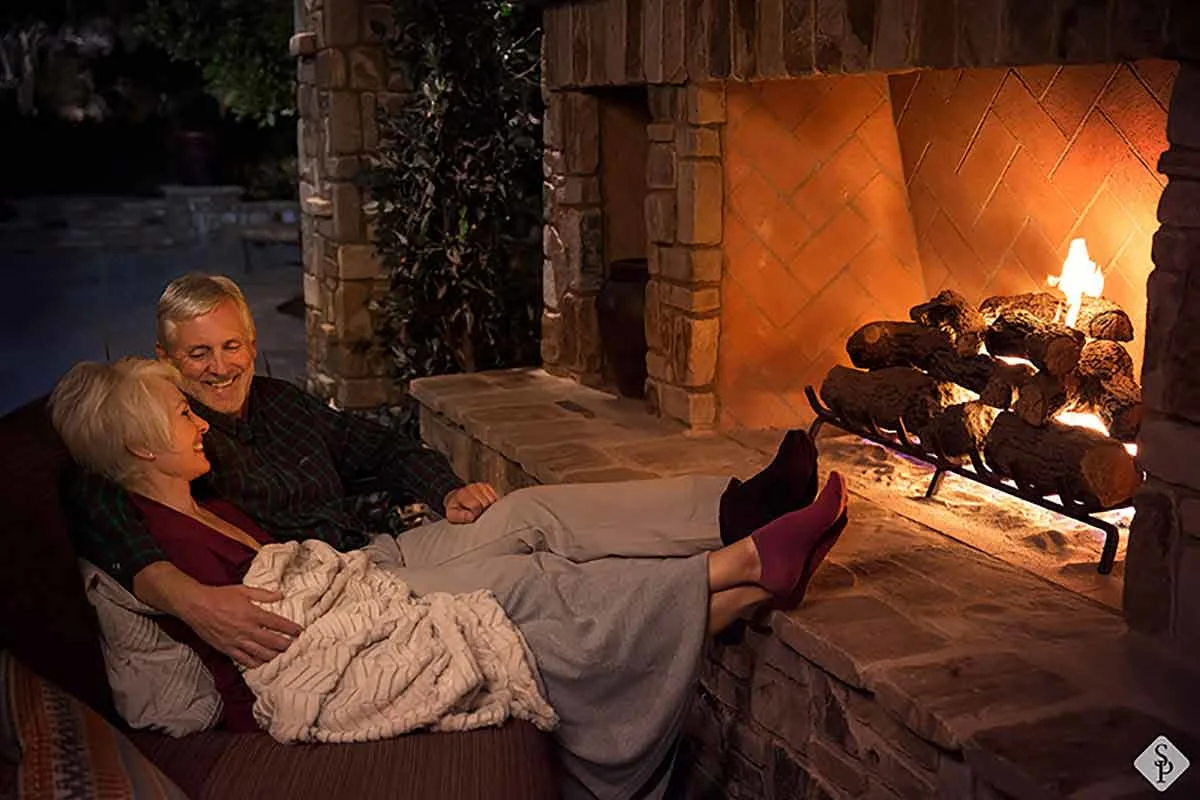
(819, 290, 1143, 509)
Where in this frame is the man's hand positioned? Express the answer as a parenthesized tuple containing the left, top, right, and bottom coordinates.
(444, 482, 499, 523)
(134, 562, 302, 669)
(178, 584, 303, 669)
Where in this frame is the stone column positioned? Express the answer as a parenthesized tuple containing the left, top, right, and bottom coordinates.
(643, 83, 725, 430)
(541, 90, 605, 385)
(294, 0, 402, 408)
(1127, 60, 1200, 660)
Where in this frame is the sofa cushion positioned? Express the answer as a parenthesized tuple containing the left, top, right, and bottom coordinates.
(131, 721, 560, 800)
(0, 651, 189, 799)
(0, 398, 112, 718)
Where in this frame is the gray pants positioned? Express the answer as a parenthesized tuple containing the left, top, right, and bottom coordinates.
(365, 476, 730, 800)
(394, 474, 730, 569)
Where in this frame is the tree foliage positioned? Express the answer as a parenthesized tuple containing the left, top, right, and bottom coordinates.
(137, 0, 293, 123)
(367, 0, 543, 385)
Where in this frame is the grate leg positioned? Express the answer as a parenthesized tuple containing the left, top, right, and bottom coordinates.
(1096, 519, 1120, 575)
(925, 468, 947, 499)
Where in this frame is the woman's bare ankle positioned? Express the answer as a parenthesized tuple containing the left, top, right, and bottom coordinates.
(740, 537, 763, 585)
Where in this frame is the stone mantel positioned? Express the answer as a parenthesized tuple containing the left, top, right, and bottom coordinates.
(541, 0, 1182, 91)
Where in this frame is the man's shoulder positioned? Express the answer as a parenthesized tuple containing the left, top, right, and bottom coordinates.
(251, 376, 335, 421)
(251, 375, 306, 399)
(253, 376, 320, 409)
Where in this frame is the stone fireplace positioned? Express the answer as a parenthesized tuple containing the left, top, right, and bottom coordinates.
(540, 0, 1198, 640)
(508, 0, 1200, 796)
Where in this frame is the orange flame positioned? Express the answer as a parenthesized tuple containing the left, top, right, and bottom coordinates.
(1047, 239, 1104, 328)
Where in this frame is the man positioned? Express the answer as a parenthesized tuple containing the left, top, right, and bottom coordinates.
(66, 273, 819, 668)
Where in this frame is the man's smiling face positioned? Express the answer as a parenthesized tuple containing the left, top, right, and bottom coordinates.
(157, 299, 257, 416)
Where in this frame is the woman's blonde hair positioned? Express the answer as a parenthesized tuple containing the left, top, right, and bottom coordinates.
(156, 272, 256, 350)
(49, 358, 185, 488)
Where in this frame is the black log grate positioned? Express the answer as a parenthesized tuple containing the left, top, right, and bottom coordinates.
(804, 386, 1131, 575)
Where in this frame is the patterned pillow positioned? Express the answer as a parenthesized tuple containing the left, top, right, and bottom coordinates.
(0, 651, 189, 799)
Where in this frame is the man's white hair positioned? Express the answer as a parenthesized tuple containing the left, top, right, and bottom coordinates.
(156, 272, 256, 349)
(49, 358, 185, 488)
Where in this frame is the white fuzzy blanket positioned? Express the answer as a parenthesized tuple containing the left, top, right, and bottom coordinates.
(241, 540, 558, 743)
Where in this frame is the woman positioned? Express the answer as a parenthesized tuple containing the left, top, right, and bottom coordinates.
(50, 358, 849, 800)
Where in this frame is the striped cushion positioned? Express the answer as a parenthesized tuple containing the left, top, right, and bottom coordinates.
(0, 651, 188, 799)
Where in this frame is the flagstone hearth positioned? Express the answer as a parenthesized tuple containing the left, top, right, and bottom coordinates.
(411, 368, 1200, 799)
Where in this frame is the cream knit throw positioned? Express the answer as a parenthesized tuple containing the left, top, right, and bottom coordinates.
(241, 540, 559, 743)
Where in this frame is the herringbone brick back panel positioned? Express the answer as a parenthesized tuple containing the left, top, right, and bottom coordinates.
(719, 75, 926, 430)
(893, 60, 1177, 378)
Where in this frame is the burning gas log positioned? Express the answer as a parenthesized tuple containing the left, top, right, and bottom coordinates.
(914, 351, 1033, 409)
(1010, 342, 1142, 440)
(979, 292, 1061, 325)
(819, 366, 971, 434)
(983, 412, 1142, 508)
(1014, 371, 1073, 427)
(1077, 340, 1135, 382)
(1012, 377, 1142, 443)
(1072, 341, 1142, 442)
(846, 321, 1033, 408)
(1072, 374, 1143, 443)
(846, 321, 953, 369)
(1075, 297, 1135, 342)
(979, 292, 1135, 343)
(918, 401, 998, 461)
(909, 290, 988, 356)
(984, 310, 1085, 376)
(1013, 370, 1143, 441)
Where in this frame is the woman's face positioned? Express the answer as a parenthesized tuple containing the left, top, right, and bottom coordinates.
(144, 379, 212, 481)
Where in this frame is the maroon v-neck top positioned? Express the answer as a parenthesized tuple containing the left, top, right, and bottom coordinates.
(130, 495, 276, 732)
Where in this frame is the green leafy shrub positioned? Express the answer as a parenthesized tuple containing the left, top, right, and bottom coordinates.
(367, 0, 543, 385)
(138, 0, 294, 123)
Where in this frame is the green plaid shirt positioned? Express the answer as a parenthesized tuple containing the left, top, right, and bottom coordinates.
(64, 376, 465, 588)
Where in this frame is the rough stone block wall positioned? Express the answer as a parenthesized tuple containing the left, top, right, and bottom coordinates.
(541, 0, 1172, 91)
(294, 0, 404, 408)
(541, 82, 727, 430)
(676, 628, 991, 800)
(541, 90, 606, 388)
(642, 84, 726, 429)
(1127, 62, 1200, 657)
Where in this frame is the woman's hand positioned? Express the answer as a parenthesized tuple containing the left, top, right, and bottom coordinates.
(444, 483, 499, 523)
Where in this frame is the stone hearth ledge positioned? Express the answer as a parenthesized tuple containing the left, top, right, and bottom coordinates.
(410, 369, 1200, 799)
